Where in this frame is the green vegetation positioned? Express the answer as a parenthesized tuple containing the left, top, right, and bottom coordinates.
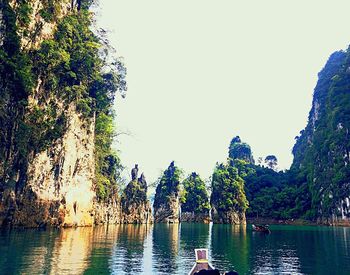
(153, 161, 181, 209)
(264, 155, 278, 170)
(180, 172, 210, 214)
(225, 137, 310, 220)
(229, 136, 254, 164)
(229, 50, 350, 224)
(0, 0, 36, 184)
(0, 1, 126, 200)
(292, 50, 350, 221)
(210, 161, 248, 214)
(234, 160, 310, 219)
(121, 179, 147, 210)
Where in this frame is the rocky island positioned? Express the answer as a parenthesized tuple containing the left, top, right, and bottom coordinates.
(121, 165, 152, 224)
(153, 161, 181, 223)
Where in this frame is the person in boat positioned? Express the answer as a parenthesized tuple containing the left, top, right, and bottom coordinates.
(252, 224, 270, 233)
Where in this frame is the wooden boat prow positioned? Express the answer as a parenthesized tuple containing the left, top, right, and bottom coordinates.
(188, 248, 215, 275)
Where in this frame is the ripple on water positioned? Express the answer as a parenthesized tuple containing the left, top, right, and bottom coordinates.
(0, 224, 350, 274)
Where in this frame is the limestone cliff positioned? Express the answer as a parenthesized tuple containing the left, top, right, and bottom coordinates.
(153, 162, 180, 223)
(0, 105, 96, 227)
(94, 196, 121, 225)
(120, 166, 152, 224)
(292, 50, 350, 225)
(0, 0, 125, 227)
(211, 206, 246, 224)
(180, 212, 210, 223)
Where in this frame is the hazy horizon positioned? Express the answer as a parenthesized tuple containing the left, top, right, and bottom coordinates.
(97, 0, 350, 183)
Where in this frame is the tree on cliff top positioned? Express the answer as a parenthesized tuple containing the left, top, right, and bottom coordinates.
(264, 155, 278, 170)
(210, 162, 248, 213)
(153, 161, 181, 209)
(121, 166, 148, 211)
(180, 172, 210, 214)
(229, 136, 254, 164)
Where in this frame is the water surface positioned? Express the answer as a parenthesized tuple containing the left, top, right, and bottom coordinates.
(0, 223, 349, 274)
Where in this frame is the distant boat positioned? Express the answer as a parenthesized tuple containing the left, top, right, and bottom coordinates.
(252, 224, 271, 233)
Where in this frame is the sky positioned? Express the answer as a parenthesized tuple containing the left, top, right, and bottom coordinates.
(97, 0, 350, 184)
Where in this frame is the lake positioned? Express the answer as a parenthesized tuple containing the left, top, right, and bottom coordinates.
(0, 223, 349, 274)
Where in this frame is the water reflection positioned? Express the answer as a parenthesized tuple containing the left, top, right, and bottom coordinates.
(152, 223, 180, 274)
(0, 229, 58, 274)
(179, 223, 210, 272)
(110, 224, 150, 274)
(211, 224, 249, 274)
(84, 225, 119, 274)
(249, 229, 301, 274)
(0, 224, 350, 274)
(51, 227, 93, 274)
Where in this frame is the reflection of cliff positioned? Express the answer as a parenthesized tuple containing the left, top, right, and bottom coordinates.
(50, 228, 93, 274)
(110, 224, 149, 274)
(280, 226, 349, 274)
(211, 224, 248, 274)
(84, 225, 120, 273)
(153, 223, 180, 274)
(0, 229, 58, 274)
(12, 227, 95, 274)
(179, 223, 210, 272)
(180, 223, 209, 251)
(248, 226, 303, 274)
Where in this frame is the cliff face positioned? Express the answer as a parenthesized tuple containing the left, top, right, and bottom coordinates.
(120, 167, 152, 224)
(0, 0, 125, 227)
(153, 162, 180, 223)
(211, 206, 246, 224)
(292, 50, 350, 225)
(94, 197, 121, 225)
(0, 105, 96, 227)
(180, 212, 210, 223)
(154, 196, 180, 223)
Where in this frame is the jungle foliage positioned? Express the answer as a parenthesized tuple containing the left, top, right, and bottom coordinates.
(0, 1, 126, 200)
(291, 49, 350, 221)
(232, 49, 350, 221)
(180, 172, 210, 214)
(210, 161, 249, 213)
(153, 162, 181, 209)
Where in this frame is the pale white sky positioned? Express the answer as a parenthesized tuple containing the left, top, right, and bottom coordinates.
(98, 0, 350, 183)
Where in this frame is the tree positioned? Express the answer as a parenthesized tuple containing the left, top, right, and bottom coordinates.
(181, 172, 210, 214)
(153, 161, 181, 209)
(228, 135, 254, 164)
(264, 155, 278, 170)
(210, 162, 248, 213)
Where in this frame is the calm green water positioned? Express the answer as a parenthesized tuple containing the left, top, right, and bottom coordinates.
(0, 223, 349, 274)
